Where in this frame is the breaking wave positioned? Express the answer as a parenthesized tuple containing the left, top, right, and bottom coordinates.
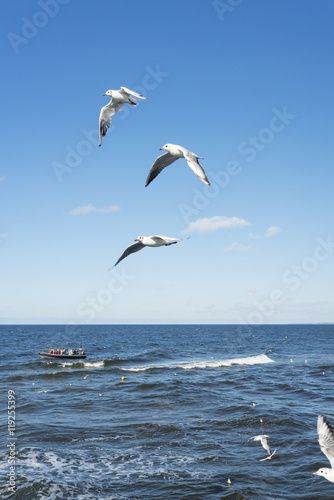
(121, 353, 274, 372)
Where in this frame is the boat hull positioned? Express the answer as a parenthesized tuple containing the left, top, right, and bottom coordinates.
(38, 352, 86, 360)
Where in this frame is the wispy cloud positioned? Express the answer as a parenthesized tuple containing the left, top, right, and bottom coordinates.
(0, 176, 6, 182)
(183, 216, 251, 234)
(249, 225, 281, 239)
(224, 242, 256, 252)
(66, 203, 121, 216)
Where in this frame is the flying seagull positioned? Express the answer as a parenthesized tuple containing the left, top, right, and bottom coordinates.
(145, 143, 210, 187)
(249, 435, 277, 461)
(113, 235, 185, 267)
(313, 414, 334, 482)
(99, 87, 146, 146)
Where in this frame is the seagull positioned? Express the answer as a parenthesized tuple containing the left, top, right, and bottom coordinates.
(313, 414, 334, 482)
(249, 435, 277, 461)
(145, 143, 210, 187)
(99, 87, 146, 146)
(113, 235, 185, 267)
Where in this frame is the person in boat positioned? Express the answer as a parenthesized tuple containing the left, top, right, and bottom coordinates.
(79, 347, 85, 355)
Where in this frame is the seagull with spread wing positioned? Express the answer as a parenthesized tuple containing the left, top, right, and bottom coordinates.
(313, 414, 334, 482)
(99, 87, 146, 146)
(248, 434, 277, 461)
(113, 235, 185, 267)
(145, 143, 210, 187)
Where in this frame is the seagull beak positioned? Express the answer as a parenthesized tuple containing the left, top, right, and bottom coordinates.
(134, 238, 139, 241)
(312, 472, 319, 475)
(103, 93, 107, 96)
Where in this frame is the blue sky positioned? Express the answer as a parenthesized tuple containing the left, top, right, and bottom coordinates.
(1, 0, 333, 324)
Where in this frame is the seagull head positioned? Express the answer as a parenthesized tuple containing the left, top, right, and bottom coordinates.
(135, 236, 144, 242)
(103, 90, 113, 97)
(313, 468, 334, 481)
(160, 144, 170, 151)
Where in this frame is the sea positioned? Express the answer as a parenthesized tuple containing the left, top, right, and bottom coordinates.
(1, 324, 334, 500)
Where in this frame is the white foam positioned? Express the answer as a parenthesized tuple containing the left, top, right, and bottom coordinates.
(180, 353, 274, 370)
(122, 354, 274, 372)
(60, 361, 105, 369)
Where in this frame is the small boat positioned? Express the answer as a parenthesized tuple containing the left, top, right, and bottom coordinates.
(38, 349, 86, 360)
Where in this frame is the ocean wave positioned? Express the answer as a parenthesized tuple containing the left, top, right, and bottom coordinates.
(121, 353, 274, 372)
(60, 361, 105, 369)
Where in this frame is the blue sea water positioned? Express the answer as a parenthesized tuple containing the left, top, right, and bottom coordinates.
(1, 324, 334, 499)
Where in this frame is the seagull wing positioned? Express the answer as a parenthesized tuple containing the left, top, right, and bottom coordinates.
(120, 87, 146, 99)
(318, 414, 334, 468)
(260, 437, 271, 455)
(259, 449, 277, 461)
(185, 155, 210, 186)
(145, 152, 177, 187)
(249, 435, 269, 442)
(114, 242, 145, 267)
(99, 102, 124, 146)
(149, 236, 182, 246)
(153, 235, 183, 243)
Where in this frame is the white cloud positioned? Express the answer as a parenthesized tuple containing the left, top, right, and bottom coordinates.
(224, 242, 256, 252)
(249, 225, 281, 239)
(0, 176, 6, 182)
(183, 216, 251, 234)
(66, 203, 121, 216)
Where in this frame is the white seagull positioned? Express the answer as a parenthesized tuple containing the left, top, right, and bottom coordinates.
(99, 87, 146, 146)
(313, 414, 334, 482)
(249, 435, 277, 461)
(113, 235, 185, 267)
(145, 143, 210, 187)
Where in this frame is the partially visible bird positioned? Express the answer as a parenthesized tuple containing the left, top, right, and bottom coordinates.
(99, 87, 146, 146)
(113, 235, 185, 267)
(313, 414, 334, 482)
(145, 143, 210, 187)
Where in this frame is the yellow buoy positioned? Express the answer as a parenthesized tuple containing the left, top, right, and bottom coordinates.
(121, 376, 125, 382)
